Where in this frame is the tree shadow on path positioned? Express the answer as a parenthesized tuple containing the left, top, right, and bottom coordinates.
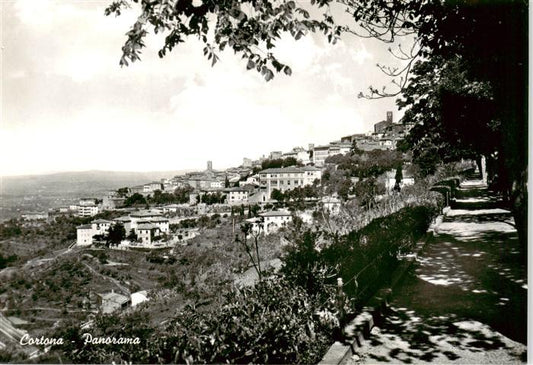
(365, 305, 526, 364)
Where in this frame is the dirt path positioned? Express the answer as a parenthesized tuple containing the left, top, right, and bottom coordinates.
(81, 262, 130, 294)
(351, 180, 527, 364)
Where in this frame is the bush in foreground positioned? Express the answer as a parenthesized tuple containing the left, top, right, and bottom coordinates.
(52, 278, 336, 364)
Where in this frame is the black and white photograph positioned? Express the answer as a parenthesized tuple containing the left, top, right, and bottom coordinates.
(0, 0, 528, 363)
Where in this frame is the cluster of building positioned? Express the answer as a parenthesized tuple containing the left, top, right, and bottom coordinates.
(240, 111, 413, 169)
(31, 111, 416, 247)
(76, 210, 172, 246)
(341, 111, 414, 151)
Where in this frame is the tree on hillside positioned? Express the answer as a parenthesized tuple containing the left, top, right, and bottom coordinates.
(281, 157, 299, 167)
(150, 189, 176, 205)
(116, 187, 130, 197)
(106, 223, 126, 246)
(271, 189, 284, 203)
(260, 157, 301, 170)
(174, 186, 194, 204)
(394, 164, 403, 192)
(126, 229, 138, 242)
(354, 177, 385, 210)
(124, 193, 147, 207)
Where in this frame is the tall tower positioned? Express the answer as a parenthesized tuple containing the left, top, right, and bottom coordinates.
(386, 111, 393, 123)
(207, 161, 213, 171)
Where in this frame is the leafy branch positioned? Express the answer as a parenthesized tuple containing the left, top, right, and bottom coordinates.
(105, 0, 344, 81)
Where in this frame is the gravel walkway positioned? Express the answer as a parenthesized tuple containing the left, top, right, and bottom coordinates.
(351, 180, 527, 364)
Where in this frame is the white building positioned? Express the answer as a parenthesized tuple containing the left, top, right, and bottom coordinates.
(76, 213, 169, 246)
(328, 142, 352, 156)
(239, 175, 260, 187)
(312, 146, 330, 166)
(129, 211, 162, 226)
(293, 147, 311, 165)
(76, 219, 114, 246)
(260, 210, 292, 234)
(92, 219, 112, 235)
(146, 217, 169, 233)
(144, 182, 163, 193)
(74, 198, 100, 217)
(131, 291, 149, 307)
(225, 188, 249, 205)
(137, 223, 161, 245)
(312, 143, 351, 166)
(159, 204, 188, 214)
(128, 211, 169, 236)
(76, 224, 94, 246)
(246, 210, 293, 235)
(258, 166, 322, 198)
(77, 204, 99, 217)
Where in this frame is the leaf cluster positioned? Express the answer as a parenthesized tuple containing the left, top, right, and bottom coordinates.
(106, 0, 344, 81)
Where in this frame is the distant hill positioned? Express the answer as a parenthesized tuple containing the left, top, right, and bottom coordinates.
(0, 170, 194, 197)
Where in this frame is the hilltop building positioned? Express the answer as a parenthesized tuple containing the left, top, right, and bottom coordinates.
(242, 157, 253, 168)
(312, 142, 352, 166)
(269, 151, 283, 160)
(258, 166, 322, 198)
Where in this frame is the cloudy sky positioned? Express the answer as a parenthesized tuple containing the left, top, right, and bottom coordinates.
(1, 0, 408, 176)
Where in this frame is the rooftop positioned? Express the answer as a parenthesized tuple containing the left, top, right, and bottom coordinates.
(130, 211, 162, 218)
(92, 219, 112, 224)
(260, 210, 292, 217)
(260, 166, 321, 174)
(137, 223, 160, 230)
(99, 292, 130, 305)
(138, 217, 168, 223)
(114, 216, 132, 222)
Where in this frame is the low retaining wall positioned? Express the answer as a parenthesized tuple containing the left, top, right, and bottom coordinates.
(319, 234, 432, 365)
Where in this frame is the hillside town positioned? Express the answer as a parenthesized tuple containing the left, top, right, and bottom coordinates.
(44, 112, 413, 248)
